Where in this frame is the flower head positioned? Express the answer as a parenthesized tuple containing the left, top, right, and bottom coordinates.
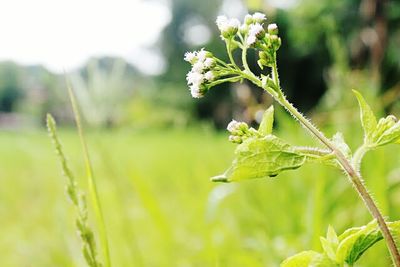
(184, 51, 197, 64)
(204, 58, 215, 68)
(267, 23, 278, 35)
(216, 15, 240, 38)
(184, 48, 218, 98)
(190, 83, 205, 98)
(249, 23, 264, 36)
(246, 23, 265, 46)
(186, 71, 204, 85)
(252, 12, 266, 23)
(204, 71, 215, 81)
(197, 48, 208, 62)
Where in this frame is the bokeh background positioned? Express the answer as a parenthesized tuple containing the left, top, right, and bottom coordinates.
(1, 0, 400, 266)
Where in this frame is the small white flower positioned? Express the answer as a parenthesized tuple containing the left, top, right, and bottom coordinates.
(228, 18, 240, 29)
(204, 58, 215, 68)
(239, 24, 248, 34)
(184, 51, 196, 63)
(227, 120, 240, 132)
(192, 61, 205, 73)
(204, 71, 214, 81)
(252, 12, 266, 22)
(216, 15, 229, 30)
(267, 23, 278, 34)
(216, 15, 239, 37)
(246, 35, 257, 46)
(249, 23, 264, 36)
(244, 14, 253, 25)
(190, 84, 203, 98)
(186, 71, 204, 85)
(197, 49, 208, 62)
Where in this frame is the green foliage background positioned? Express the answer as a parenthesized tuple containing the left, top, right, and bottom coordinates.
(0, 0, 400, 266)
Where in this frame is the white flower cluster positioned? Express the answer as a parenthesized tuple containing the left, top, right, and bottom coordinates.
(184, 49, 216, 98)
(227, 119, 259, 143)
(243, 13, 267, 46)
(215, 12, 269, 46)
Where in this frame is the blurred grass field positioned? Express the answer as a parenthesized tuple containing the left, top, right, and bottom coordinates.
(1, 117, 400, 266)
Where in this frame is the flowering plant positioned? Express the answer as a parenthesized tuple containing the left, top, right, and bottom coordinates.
(185, 12, 400, 266)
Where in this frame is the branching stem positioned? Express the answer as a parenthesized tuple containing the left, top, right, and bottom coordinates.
(242, 52, 400, 266)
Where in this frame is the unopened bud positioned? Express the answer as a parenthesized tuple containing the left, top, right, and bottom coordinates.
(244, 14, 253, 25)
(267, 23, 278, 35)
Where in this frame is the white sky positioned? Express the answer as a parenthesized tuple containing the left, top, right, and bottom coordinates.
(0, 0, 171, 74)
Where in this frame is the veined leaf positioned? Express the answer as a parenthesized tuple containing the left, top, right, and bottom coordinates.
(258, 106, 274, 135)
(376, 121, 400, 146)
(283, 221, 400, 267)
(336, 220, 381, 265)
(353, 90, 377, 143)
(212, 135, 306, 182)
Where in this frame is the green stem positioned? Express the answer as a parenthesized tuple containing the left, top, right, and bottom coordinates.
(67, 82, 112, 267)
(244, 54, 400, 266)
(226, 40, 238, 68)
(241, 45, 252, 74)
(278, 92, 400, 267)
(352, 144, 370, 173)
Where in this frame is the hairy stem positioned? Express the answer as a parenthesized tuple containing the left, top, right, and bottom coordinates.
(278, 94, 400, 267)
(243, 54, 400, 266)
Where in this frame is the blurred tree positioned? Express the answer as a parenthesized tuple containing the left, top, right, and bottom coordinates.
(71, 57, 136, 128)
(0, 62, 23, 112)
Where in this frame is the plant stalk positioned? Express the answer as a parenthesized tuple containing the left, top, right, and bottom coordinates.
(277, 94, 400, 267)
(242, 56, 400, 266)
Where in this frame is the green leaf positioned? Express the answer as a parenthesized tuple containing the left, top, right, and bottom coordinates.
(212, 135, 306, 182)
(336, 220, 382, 265)
(281, 251, 338, 267)
(281, 251, 321, 267)
(283, 221, 400, 267)
(320, 225, 339, 261)
(258, 106, 274, 135)
(353, 90, 377, 143)
(320, 237, 337, 261)
(376, 121, 400, 146)
(326, 225, 339, 246)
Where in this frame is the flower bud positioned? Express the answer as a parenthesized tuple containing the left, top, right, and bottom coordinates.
(267, 23, 278, 35)
(270, 35, 281, 50)
(204, 71, 215, 81)
(244, 14, 253, 25)
(229, 135, 242, 144)
(252, 12, 266, 23)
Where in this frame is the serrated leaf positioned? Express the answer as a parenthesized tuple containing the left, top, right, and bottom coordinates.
(259, 106, 274, 135)
(376, 121, 400, 146)
(336, 220, 382, 265)
(213, 135, 306, 182)
(353, 90, 377, 143)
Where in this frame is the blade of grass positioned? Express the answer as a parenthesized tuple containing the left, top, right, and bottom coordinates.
(66, 79, 111, 267)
